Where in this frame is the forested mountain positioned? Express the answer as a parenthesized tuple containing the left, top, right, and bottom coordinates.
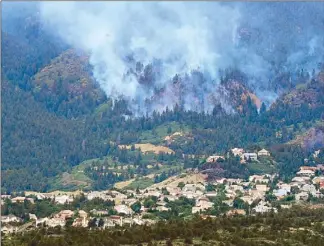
(2, 2, 324, 193)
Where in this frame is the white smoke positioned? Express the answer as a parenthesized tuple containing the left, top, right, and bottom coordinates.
(37, 2, 324, 114)
(39, 2, 243, 113)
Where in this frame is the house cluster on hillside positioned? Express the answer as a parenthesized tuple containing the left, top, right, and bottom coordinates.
(2, 160, 324, 234)
(206, 148, 271, 164)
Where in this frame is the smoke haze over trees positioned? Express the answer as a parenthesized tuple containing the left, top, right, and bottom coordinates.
(4, 2, 323, 114)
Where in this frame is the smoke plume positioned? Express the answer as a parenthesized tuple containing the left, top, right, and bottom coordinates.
(8, 2, 324, 114)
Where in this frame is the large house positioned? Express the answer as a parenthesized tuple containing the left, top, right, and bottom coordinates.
(2, 214, 22, 223)
(231, 148, 244, 157)
(253, 201, 277, 214)
(243, 153, 258, 161)
(257, 149, 270, 156)
(55, 195, 73, 204)
(114, 205, 133, 215)
(54, 210, 74, 220)
(11, 197, 34, 204)
(206, 155, 225, 163)
(297, 169, 315, 177)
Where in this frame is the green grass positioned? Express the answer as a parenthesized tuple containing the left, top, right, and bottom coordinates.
(71, 163, 92, 183)
(125, 177, 154, 190)
(94, 101, 113, 115)
(139, 121, 191, 144)
(247, 157, 276, 174)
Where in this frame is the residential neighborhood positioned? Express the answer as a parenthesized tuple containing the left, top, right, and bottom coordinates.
(2, 146, 324, 235)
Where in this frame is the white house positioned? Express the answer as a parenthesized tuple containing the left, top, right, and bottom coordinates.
(253, 201, 277, 214)
(1, 225, 18, 234)
(243, 153, 258, 161)
(2, 214, 22, 223)
(297, 169, 315, 177)
(54, 195, 73, 204)
(231, 148, 244, 157)
(114, 205, 133, 215)
(296, 192, 309, 201)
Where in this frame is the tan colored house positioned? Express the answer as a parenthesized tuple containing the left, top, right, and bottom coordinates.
(54, 210, 74, 220)
(256, 184, 268, 192)
(300, 166, 317, 171)
(257, 149, 270, 156)
(47, 218, 66, 228)
(297, 169, 315, 177)
(78, 210, 88, 218)
(226, 209, 246, 216)
(206, 155, 225, 163)
(231, 148, 244, 157)
(114, 205, 133, 215)
(11, 197, 34, 204)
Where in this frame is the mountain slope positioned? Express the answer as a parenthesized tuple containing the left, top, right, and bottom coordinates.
(31, 49, 106, 117)
(1, 79, 105, 192)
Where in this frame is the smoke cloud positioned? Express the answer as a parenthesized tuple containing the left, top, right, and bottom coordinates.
(22, 2, 324, 113)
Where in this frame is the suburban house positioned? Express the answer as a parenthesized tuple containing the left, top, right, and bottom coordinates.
(241, 196, 255, 205)
(11, 197, 34, 204)
(90, 209, 109, 216)
(78, 210, 88, 218)
(226, 209, 246, 216)
(114, 205, 133, 215)
(54, 210, 74, 220)
(243, 153, 258, 161)
(72, 210, 88, 227)
(255, 184, 268, 192)
(2, 214, 22, 223)
(312, 176, 324, 184)
(297, 169, 315, 177)
(47, 218, 66, 228)
(249, 175, 266, 183)
(86, 191, 112, 201)
(192, 200, 214, 214)
(301, 184, 316, 193)
(292, 176, 310, 184)
(36, 218, 49, 227)
(156, 206, 170, 212)
(273, 189, 289, 199)
(1, 225, 18, 234)
(205, 191, 218, 198)
(29, 213, 37, 221)
(296, 192, 309, 201)
(300, 166, 317, 171)
(222, 199, 234, 207)
(253, 201, 277, 214)
(54, 195, 73, 204)
(72, 217, 88, 227)
(277, 183, 291, 192)
(257, 149, 270, 156)
(206, 155, 225, 163)
(316, 164, 324, 171)
(231, 148, 244, 157)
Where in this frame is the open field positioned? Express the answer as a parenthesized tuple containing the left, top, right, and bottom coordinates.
(25, 189, 83, 197)
(118, 143, 175, 154)
(139, 121, 191, 144)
